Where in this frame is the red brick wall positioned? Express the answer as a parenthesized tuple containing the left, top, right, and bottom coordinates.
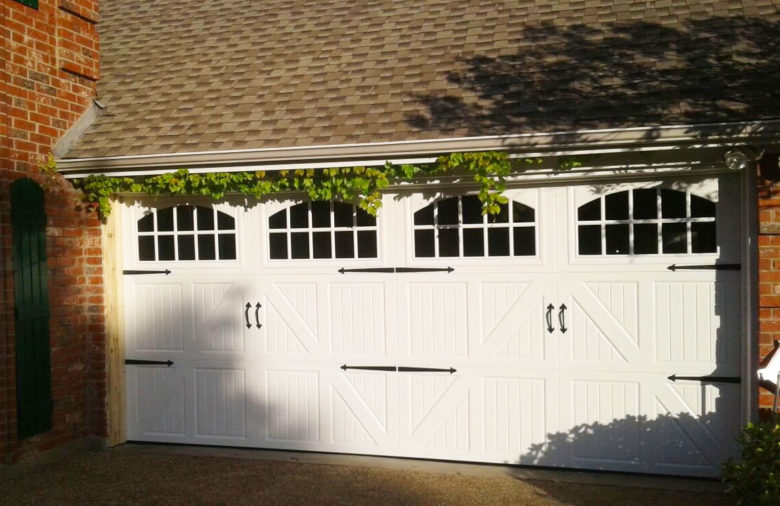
(0, 0, 103, 463)
(758, 177, 780, 416)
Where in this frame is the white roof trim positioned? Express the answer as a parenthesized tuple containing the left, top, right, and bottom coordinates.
(57, 119, 780, 177)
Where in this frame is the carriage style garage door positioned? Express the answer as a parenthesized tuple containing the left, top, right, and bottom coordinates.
(121, 174, 744, 477)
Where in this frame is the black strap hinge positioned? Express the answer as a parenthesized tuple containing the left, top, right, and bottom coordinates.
(125, 359, 174, 367)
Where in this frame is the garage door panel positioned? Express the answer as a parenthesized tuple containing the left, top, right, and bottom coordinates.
(193, 282, 248, 353)
(128, 366, 186, 439)
(264, 368, 320, 443)
(400, 374, 470, 454)
(567, 379, 642, 466)
(328, 281, 390, 356)
(193, 367, 247, 440)
(130, 282, 186, 352)
(478, 281, 551, 363)
(483, 375, 549, 462)
(655, 280, 719, 365)
(650, 380, 739, 475)
(264, 284, 319, 354)
(264, 299, 312, 354)
(565, 283, 641, 364)
(329, 371, 396, 449)
(402, 281, 468, 358)
(557, 371, 739, 476)
(582, 282, 639, 343)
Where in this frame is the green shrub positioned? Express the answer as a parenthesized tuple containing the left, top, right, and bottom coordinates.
(723, 416, 780, 505)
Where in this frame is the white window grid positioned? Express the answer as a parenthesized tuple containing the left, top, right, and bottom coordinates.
(576, 189, 717, 255)
(268, 202, 378, 260)
(412, 197, 536, 258)
(137, 205, 236, 261)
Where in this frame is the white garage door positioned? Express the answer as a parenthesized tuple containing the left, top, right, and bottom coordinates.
(121, 173, 744, 477)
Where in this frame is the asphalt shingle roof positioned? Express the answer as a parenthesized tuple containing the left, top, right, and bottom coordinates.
(64, 0, 780, 159)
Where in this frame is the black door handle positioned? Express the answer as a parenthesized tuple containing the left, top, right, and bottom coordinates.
(545, 304, 554, 333)
(558, 303, 567, 333)
(254, 302, 262, 328)
(244, 302, 252, 329)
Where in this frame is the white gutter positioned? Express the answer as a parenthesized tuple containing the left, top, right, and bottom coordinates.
(57, 119, 780, 177)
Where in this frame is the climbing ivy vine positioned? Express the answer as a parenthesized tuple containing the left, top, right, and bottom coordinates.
(73, 152, 544, 217)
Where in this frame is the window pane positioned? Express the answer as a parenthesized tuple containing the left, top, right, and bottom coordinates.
(268, 209, 287, 229)
(198, 234, 216, 260)
(158, 235, 175, 260)
(329, 202, 351, 227)
(605, 224, 629, 255)
(690, 194, 716, 218)
(513, 227, 535, 256)
(463, 228, 484, 256)
(335, 231, 354, 258)
(218, 234, 236, 260)
(356, 209, 376, 227)
(578, 225, 601, 255)
(414, 204, 434, 226)
(312, 231, 332, 258)
(662, 223, 687, 253)
(177, 206, 194, 231)
(661, 189, 686, 218)
(438, 228, 459, 257)
(138, 213, 154, 232)
(291, 232, 309, 258)
(633, 224, 658, 254)
(269, 233, 287, 259)
(178, 235, 195, 260)
(138, 236, 155, 261)
(489, 202, 509, 223)
(488, 228, 510, 256)
(414, 230, 434, 257)
(578, 199, 601, 221)
(462, 196, 483, 224)
(157, 207, 174, 231)
(290, 204, 309, 228)
(217, 212, 235, 230)
(691, 222, 716, 253)
(437, 198, 459, 225)
(633, 189, 657, 219)
(513, 202, 535, 223)
(357, 231, 377, 258)
(605, 191, 629, 220)
(311, 201, 331, 228)
(198, 207, 214, 230)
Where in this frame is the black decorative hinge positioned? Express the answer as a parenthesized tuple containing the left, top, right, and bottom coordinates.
(339, 266, 454, 274)
(668, 374, 740, 384)
(340, 364, 396, 372)
(667, 264, 740, 271)
(123, 269, 172, 275)
(125, 359, 173, 367)
(341, 364, 456, 374)
(398, 366, 457, 374)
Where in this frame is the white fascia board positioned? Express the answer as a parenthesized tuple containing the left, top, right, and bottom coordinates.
(57, 119, 780, 178)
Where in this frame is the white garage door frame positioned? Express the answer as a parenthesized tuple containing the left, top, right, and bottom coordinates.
(112, 165, 757, 477)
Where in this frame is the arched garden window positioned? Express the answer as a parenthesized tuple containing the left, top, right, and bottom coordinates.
(137, 205, 237, 261)
(413, 195, 536, 257)
(577, 188, 716, 255)
(268, 201, 378, 260)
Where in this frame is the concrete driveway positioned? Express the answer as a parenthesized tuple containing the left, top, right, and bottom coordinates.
(0, 444, 732, 505)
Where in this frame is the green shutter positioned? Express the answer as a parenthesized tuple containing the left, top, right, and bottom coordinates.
(13, 0, 38, 9)
(11, 178, 52, 438)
